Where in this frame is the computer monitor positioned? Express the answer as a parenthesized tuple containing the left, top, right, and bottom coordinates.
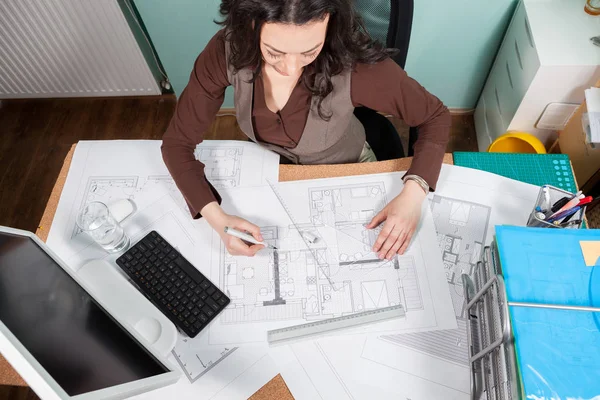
(0, 226, 180, 400)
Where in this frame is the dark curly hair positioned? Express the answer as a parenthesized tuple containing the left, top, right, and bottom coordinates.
(217, 0, 396, 120)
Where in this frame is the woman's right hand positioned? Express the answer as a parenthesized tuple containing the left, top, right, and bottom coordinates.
(201, 201, 265, 257)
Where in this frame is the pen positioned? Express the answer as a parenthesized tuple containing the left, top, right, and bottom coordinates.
(547, 206, 580, 223)
(561, 211, 576, 223)
(550, 192, 584, 217)
(224, 227, 277, 250)
(561, 196, 593, 224)
(577, 196, 593, 207)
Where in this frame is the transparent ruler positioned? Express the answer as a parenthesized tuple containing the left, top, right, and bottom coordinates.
(266, 179, 396, 291)
(267, 304, 405, 346)
(267, 179, 337, 287)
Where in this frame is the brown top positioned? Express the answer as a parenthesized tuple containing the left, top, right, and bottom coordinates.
(162, 30, 451, 218)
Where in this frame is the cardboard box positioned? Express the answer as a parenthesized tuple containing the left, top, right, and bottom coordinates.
(558, 81, 600, 189)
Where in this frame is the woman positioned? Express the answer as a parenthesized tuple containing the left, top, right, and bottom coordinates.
(162, 0, 450, 261)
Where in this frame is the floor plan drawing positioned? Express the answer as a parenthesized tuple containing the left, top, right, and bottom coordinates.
(173, 336, 238, 383)
(358, 195, 492, 394)
(429, 195, 490, 318)
(71, 144, 252, 237)
(218, 182, 423, 327)
(205, 174, 463, 346)
(372, 195, 490, 372)
(194, 145, 243, 188)
(71, 175, 189, 238)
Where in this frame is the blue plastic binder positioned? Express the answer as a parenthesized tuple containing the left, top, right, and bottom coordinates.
(495, 226, 600, 398)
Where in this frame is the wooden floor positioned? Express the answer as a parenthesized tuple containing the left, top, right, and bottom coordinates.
(0, 95, 477, 400)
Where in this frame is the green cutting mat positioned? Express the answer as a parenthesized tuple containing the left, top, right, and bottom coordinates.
(453, 152, 577, 193)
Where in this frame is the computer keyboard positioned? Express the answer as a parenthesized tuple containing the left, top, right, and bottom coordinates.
(116, 231, 229, 338)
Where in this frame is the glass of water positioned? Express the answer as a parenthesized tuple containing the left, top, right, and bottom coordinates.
(76, 201, 130, 253)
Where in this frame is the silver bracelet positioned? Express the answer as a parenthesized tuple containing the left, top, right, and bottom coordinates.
(402, 174, 429, 194)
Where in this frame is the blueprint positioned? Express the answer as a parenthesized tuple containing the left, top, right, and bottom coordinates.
(131, 345, 278, 400)
(276, 165, 542, 399)
(194, 139, 280, 188)
(207, 173, 457, 345)
(45, 140, 280, 398)
(376, 195, 491, 369)
(275, 335, 469, 400)
(277, 194, 492, 399)
(430, 195, 490, 317)
(173, 335, 237, 383)
(194, 143, 244, 188)
(48, 140, 279, 267)
(70, 175, 189, 239)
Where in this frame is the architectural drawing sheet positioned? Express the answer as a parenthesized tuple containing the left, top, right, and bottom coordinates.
(361, 164, 541, 394)
(274, 335, 469, 400)
(131, 346, 278, 400)
(276, 165, 541, 400)
(207, 173, 457, 345)
(45, 140, 280, 399)
(173, 333, 237, 383)
(193, 140, 279, 189)
(48, 140, 279, 268)
(360, 195, 489, 394)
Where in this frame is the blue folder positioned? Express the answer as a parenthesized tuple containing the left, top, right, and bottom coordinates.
(495, 226, 600, 398)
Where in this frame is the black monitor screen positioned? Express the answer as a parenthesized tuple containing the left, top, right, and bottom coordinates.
(0, 233, 169, 396)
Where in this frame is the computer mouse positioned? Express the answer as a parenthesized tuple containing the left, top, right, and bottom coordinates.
(108, 198, 136, 223)
(134, 317, 162, 345)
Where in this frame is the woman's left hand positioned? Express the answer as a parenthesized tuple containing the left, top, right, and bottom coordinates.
(366, 180, 428, 260)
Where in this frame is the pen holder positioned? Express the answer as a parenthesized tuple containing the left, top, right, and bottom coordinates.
(527, 185, 585, 229)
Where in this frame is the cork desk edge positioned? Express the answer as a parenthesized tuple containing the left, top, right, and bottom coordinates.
(0, 141, 454, 399)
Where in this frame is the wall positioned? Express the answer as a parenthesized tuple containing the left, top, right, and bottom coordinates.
(132, 0, 234, 105)
(406, 0, 517, 109)
(134, 0, 518, 109)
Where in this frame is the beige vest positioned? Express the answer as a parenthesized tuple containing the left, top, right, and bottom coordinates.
(225, 43, 365, 165)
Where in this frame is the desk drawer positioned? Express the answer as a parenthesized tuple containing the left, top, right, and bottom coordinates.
(481, 77, 508, 141)
(474, 96, 493, 151)
(494, 49, 525, 129)
(486, 1, 540, 130)
(505, 2, 540, 93)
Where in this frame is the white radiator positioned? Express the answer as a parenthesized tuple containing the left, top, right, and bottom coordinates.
(0, 0, 161, 98)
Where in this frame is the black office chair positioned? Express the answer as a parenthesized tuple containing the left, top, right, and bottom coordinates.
(353, 0, 417, 160)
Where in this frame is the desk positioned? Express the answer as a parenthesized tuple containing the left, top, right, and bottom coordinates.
(0, 143, 586, 398)
(0, 142, 452, 398)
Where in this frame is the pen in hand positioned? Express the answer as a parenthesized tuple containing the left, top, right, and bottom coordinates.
(224, 227, 277, 250)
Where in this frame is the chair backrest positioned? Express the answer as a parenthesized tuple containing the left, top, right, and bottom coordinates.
(353, 0, 414, 69)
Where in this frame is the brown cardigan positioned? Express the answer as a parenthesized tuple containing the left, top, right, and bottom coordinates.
(162, 30, 451, 218)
